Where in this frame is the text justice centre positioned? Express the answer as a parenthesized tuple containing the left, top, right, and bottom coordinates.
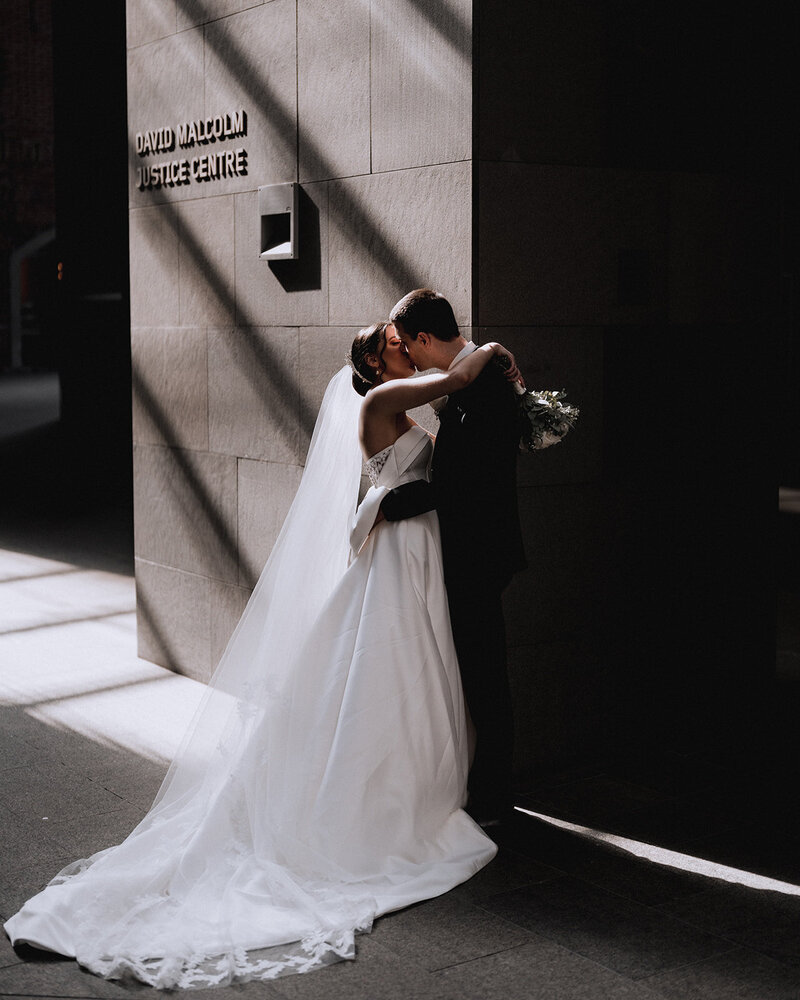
(134, 108, 248, 190)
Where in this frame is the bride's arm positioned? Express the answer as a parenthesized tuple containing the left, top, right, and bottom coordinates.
(365, 342, 518, 418)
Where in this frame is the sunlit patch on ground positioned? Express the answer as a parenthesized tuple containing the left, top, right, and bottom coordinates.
(0, 548, 205, 765)
(516, 806, 800, 897)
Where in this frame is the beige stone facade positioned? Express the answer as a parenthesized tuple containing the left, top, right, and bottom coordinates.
(127, 0, 473, 684)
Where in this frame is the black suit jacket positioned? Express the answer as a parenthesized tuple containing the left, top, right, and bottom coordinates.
(433, 362, 526, 592)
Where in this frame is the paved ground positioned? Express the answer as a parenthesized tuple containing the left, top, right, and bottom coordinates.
(3, 372, 800, 999)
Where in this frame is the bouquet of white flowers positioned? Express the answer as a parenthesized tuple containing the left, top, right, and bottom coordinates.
(496, 356, 580, 451)
(514, 385, 580, 451)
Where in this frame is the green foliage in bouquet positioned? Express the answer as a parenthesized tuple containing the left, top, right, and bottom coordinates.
(494, 355, 580, 451)
(516, 387, 580, 451)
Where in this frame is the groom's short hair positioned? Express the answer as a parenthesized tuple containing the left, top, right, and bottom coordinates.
(390, 289, 459, 341)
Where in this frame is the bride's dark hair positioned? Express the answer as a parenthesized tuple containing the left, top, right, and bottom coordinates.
(348, 322, 389, 397)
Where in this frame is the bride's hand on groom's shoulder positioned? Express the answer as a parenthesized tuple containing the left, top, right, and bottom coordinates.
(490, 344, 524, 387)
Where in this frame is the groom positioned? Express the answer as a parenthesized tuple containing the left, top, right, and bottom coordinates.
(383, 289, 526, 825)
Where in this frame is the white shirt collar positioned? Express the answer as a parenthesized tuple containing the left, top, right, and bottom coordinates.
(448, 341, 477, 370)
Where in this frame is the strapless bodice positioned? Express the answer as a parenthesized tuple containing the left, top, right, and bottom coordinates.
(351, 427, 433, 559)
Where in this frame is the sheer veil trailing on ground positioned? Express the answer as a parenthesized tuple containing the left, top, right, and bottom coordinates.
(4, 366, 496, 988)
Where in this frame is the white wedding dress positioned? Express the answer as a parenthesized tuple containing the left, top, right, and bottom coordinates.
(4, 369, 496, 989)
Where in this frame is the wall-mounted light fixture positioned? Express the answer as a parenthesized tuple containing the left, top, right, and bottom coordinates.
(258, 182, 298, 261)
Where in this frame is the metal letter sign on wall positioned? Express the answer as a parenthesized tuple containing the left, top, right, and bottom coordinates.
(134, 109, 248, 191)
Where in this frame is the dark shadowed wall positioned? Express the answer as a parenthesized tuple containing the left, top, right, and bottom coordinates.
(478, 1, 791, 780)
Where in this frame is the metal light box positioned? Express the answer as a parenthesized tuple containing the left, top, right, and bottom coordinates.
(258, 183, 298, 261)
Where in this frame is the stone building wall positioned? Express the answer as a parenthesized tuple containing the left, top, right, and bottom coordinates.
(128, 0, 781, 782)
(477, 3, 779, 776)
(127, 0, 472, 681)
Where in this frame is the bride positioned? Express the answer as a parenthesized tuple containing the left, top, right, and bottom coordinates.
(4, 322, 520, 990)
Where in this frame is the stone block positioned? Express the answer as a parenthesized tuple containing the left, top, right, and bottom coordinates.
(129, 205, 181, 327)
(207, 326, 300, 463)
(234, 184, 329, 328)
(135, 558, 212, 679)
(509, 638, 609, 781)
(178, 195, 235, 326)
(369, 892, 531, 972)
(43, 804, 149, 860)
(0, 760, 125, 826)
(478, 162, 669, 326)
(477, 1, 608, 166)
(133, 444, 239, 582)
(668, 172, 768, 325)
(127, 0, 177, 49)
(297, 326, 359, 455)
(131, 327, 208, 449)
(371, 0, 471, 172)
(209, 577, 253, 667)
(298, 0, 370, 181)
(237, 458, 303, 587)
(203, 2, 297, 198)
(506, 482, 607, 647)
(126, 29, 205, 206)
(0, 947, 133, 998)
(477, 327, 602, 486)
(328, 162, 472, 326)
(177, 0, 264, 32)
(644, 946, 800, 1000)
(437, 936, 675, 1000)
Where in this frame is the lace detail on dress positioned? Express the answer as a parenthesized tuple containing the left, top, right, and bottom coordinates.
(365, 447, 391, 486)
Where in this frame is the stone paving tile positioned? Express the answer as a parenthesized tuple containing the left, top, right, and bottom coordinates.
(448, 847, 562, 904)
(542, 837, 717, 908)
(0, 705, 48, 744)
(38, 803, 147, 859)
(518, 784, 755, 853)
(434, 938, 665, 1000)
(0, 855, 73, 919)
(0, 567, 134, 634)
(519, 774, 670, 830)
(17, 720, 168, 813)
(270, 932, 460, 1000)
(677, 827, 800, 886)
(0, 762, 126, 825)
(2, 810, 70, 872)
(78, 758, 166, 813)
(0, 956, 132, 998)
(478, 873, 731, 980)
(604, 750, 736, 799)
(0, 730, 52, 771)
(641, 945, 800, 999)
(658, 883, 800, 969)
(0, 925, 24, 968)
(492, 811, 610, 868)
(15, 720, 135, 776)
(369, 892, 532, 973)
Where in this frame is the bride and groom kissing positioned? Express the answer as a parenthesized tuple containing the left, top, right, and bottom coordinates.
(372, 288, 526, 826)
(4, 288, 527, 989)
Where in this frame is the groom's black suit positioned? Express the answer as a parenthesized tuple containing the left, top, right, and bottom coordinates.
(383, 359, 526, 817)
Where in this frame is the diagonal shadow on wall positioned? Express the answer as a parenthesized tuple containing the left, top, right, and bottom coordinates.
(131, 361, 240, 574)
(136, 582, 189, 675)
(381, 0, 471, 63)
(128, 0, 471, 640)
(130, 198, 313, 439)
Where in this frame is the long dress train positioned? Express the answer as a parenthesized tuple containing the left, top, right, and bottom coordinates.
(4, 371, 496, 989)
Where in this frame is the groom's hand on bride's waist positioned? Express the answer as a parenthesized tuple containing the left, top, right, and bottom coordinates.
(380, 480, 437, 521)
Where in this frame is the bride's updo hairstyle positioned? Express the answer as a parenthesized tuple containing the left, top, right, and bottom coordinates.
(348, 322, 389, 397)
